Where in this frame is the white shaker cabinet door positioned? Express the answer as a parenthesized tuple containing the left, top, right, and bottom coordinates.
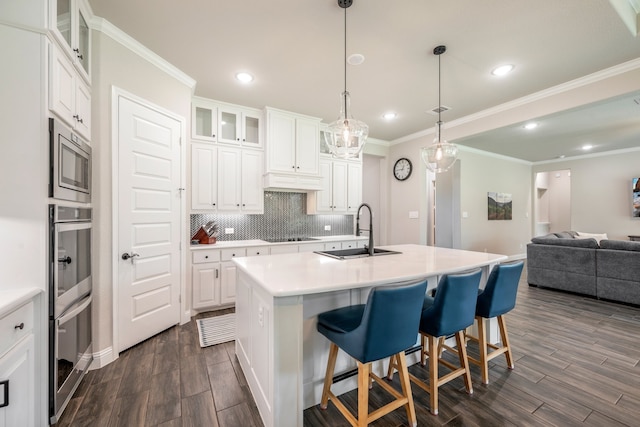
(0, 335, 34, 427)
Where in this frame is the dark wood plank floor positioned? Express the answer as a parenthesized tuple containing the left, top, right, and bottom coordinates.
(59, 270, 640, 426)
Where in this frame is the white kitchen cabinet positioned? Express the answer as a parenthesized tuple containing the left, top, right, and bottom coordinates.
(191, 144, 264, 213)
(192, 250, 221, 309)
(49, 42, 91, 140)
(324, 241, 342, 251)
(217, 146, 242, 211)
(220, 261, 237, 306)
(192, 98, 218, 142)
(307, 159, 349, 214)
(0, 301, 35, 427)
(191, 143, 218, 210)
(347, 162, 363, 213)
(241, 149, 264, 213)
(192, 97, 263, 147)
(218, 106, 263, 148)
(269, 245, 299, 255)
(49, 0, 91, 83)
(264, 108, 322, 190)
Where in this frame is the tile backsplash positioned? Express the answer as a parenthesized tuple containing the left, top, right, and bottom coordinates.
(190, 191, 354, 241)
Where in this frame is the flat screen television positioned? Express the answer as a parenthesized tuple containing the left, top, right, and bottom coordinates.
(633, 177, 640, 218)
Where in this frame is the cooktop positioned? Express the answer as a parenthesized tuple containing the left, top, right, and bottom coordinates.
(264, 237, 319, 243)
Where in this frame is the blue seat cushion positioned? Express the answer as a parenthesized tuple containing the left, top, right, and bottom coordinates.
(317, 304, 365, 334)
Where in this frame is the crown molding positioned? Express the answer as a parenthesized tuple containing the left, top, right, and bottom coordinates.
(90, 17, 196, 91)
(392, 57, 640, 146)
(533, 145, 640, 166)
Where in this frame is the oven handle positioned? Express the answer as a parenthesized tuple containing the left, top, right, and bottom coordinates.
(58, 294, 92, 325)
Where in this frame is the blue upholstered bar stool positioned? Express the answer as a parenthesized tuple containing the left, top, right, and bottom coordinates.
(316, 279, 428, 427)
(388, 270, 482, 415)
(466, 261, 524, 384)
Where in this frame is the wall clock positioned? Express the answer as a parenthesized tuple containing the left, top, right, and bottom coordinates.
(393, 158, 412, 181)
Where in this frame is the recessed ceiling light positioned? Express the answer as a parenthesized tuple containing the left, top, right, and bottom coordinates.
(523, 122, 538, 130)
(491, 64, 514, 76)
(383, 112, 397, 120)
(557, 154, 565, 159)
(582, 144, 593, 151)
(235, 72, 254, 83)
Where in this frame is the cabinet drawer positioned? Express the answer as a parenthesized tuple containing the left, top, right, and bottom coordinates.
(0, 301, 33, 357)
(192, 250, 221, 264)
(247, 247, 268, 257)
(221, 248, 247, 261)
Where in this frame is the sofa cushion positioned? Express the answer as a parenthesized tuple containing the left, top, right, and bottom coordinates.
(599, 239, 640, 252)
(530, 237, 599, 248)
(575, 231, 608, 244)
(554, 231, 576, 238)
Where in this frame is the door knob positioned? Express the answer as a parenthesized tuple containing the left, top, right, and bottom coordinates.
(122, 252, 140, 262)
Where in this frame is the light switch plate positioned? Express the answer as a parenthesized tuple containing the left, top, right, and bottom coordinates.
(409, 211, 419, 219)
(225, 228, 234, 234)
(324, 225, 331, 231)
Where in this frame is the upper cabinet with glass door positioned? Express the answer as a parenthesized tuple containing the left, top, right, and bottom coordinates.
(50, 0, 91, 83)
(192, 97, 262, 148)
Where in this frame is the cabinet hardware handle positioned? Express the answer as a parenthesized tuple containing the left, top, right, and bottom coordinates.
(236, 204, 240, 207)
(73, 114, 79, 121)
(292, 165, 295, 169)
(242, 204, 245, 207)
(14, 323, 24, 330)
(205, 255, 208, 259)
(256, 252, 260, 255)
(242, 138, 246, 142)
(215, 269, 219, 279)
(237, 138, 240, 141)
(78, 118, 83, 123)
(212, 134, 216, 138)
(296, 166, 300, 169)
(0, 380, 8, 408)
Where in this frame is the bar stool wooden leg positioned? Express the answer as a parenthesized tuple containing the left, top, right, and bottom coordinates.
(320, 343, 339, 409)
(386, 354, 397, 380)
(357, 361, 370, 426)
(427, 335, 439, 415)
(476, 316, 489, 384)
(396, 351, 417, 427)
(498, 315, 514, 369)
(420, 334, 427, 366)
(455, 331, 473, 394)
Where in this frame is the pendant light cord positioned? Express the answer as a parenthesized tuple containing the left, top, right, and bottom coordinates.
(343, 5, 348, 118)
(437, 50, 441, 142)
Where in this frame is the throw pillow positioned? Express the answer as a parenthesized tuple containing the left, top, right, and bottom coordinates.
(575, 231, 608, 244)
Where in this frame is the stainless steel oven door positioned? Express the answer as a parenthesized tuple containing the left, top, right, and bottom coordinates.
(50, 294, 92, 424)
(53, 220, 92, 318)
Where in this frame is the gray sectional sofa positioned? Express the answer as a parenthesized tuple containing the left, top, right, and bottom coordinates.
(527, 231, 640, 305)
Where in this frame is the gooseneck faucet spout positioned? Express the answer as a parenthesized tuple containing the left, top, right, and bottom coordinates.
(356, 203, 374, 256)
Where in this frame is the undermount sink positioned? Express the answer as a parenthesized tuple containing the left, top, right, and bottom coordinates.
(314, 247, 402, 260)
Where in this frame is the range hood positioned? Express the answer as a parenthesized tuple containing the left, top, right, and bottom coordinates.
(263, 172, 323, 192)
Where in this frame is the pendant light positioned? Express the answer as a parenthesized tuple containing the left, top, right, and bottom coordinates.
(421, 45, 458, 173)
(326, 0, 368, 159)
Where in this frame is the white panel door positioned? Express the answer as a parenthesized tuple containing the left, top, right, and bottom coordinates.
(117, 96, 182, 352)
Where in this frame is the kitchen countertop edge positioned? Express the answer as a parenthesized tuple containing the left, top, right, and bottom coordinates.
(0, 287, 43, 318)
(190, 235, 368, 250)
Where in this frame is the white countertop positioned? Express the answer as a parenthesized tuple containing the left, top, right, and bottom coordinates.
(232, 244, 508, 297)
(190, 235, 367, 250)
(0, 287, 42, 318)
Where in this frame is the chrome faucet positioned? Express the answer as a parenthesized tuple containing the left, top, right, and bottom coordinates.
(355, 203, 374, 256)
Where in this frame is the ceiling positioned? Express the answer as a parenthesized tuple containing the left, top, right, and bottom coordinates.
(88, 0, 640, 161)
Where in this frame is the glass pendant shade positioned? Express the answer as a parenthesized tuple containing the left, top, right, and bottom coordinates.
(421, 122, 458, 173)
(326, 91, 369, 159)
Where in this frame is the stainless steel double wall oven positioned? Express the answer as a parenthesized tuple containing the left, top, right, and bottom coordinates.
(48, 205, 93, 424)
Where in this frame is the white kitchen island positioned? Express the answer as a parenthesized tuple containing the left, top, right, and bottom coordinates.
(233, 244, 508, 427)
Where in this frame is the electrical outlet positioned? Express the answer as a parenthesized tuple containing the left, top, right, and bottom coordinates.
(324, 225, 331, 231)
(409, 211, 419, 219)
(225, 228, 234, 234)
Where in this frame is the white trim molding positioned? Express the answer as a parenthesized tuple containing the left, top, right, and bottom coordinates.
(533, 145, 640, 166)
(392, 57, 640, 146)
(91, 17, 197, 91)
(90, 346, 115, 370)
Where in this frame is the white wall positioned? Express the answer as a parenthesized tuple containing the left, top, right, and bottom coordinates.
(533, 149, 640, 240)
(547, 169, 571, 233)
(91, 29, 193, 359)
(0, 24, 47, 290)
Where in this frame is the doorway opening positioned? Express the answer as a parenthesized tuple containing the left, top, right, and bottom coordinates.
(534, 170, 571, 236)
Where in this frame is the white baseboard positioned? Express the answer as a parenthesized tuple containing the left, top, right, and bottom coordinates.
(90, 346, 116, 370)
